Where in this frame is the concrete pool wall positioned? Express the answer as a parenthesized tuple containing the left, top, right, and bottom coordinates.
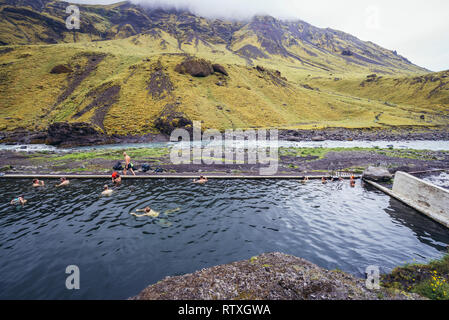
(365, 171, 449, 229)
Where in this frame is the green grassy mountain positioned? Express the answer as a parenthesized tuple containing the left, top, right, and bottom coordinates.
(0, 0, 447, 136)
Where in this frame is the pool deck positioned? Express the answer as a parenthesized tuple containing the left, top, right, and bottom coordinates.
(0, 173, 361, 180)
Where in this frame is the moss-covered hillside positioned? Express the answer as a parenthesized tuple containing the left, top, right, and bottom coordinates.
(0, 0, 447, 136)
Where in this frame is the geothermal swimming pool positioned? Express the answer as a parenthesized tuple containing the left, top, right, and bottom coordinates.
(1, 178, 449, 299)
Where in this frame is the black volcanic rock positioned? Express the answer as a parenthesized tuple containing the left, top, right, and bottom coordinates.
(50, 65, 73, 74)
(154, 104, 193, 136)
(212, 64, 228, 76)
(46, 122, 106, 147)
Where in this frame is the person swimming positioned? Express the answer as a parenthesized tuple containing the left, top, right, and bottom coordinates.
(130, 206, 180, 218)
(130, 206, 160, 218)
(56, 177, 69, 187)
(350, 175, 356, 188)
(32, 179, 45, 187)
(10, 196, 27, 206)
(101, 185, 113, 197)
(321, 177, 327, 184)
(301, 176, 309, 184)
(193, 176, 208, 184)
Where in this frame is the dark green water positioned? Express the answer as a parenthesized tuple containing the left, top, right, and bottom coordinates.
(1, 179, 448, 299)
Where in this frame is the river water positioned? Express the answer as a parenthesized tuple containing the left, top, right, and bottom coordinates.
(1, 140, 449, 153)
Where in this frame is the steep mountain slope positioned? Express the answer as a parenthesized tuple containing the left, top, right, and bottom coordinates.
(0, 0, 427, 74)
(0, 0, 447, 136)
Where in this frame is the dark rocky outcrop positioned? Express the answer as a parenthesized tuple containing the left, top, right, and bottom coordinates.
(46, 122, 106, 147)
(72, 84, 121, 131)
(132, 252, 423, 300)
(147, 61, 174, 99)
(175, 58, 214, 77)
(212, 64, 228, 76)
(235, 44, 268, 60)
(255, 65, 288, 87)
(50, 64, 73, 74)
(362, 166, 393, 182)
(154, 104, 193, 136)
(46, 53, 107, 118)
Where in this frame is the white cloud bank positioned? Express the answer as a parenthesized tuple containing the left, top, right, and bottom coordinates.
(70, 0, 449, 71)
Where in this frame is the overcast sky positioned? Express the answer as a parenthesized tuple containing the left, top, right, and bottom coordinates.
(70, 0, 449, 71)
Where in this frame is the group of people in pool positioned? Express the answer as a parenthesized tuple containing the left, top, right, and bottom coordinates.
(10, 150, 356, 206)
(317, 175, 356, 187)
(10, 177, 69, 206)
(11, 173, 356, 208)
(9, 152, 210, 208)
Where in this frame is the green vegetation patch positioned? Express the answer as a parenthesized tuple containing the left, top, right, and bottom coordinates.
(382, 254, 449, 300)
(279, 147, 448, 161)
(29, 147, 170, 163)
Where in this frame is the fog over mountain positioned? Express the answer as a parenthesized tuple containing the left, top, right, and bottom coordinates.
(70, 0, 449, 71)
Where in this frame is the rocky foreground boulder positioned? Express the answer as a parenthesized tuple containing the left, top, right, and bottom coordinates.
(132, 253, 422, 300)
(362, 166, 393, 182)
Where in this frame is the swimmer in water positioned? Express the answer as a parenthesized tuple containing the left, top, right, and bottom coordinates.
(193, 176, 208, 184)
(321, 177, 327, 184)
(350, 175, 356, 187)
(10, 196, 27, 206)
(32, 179, 45, 187)
(130, 206, 160, 218)
(56, 177, 69, 187)
(101, 185, 113, 197)
(130, 207, 180, 218)
(301, 176, 309, 184)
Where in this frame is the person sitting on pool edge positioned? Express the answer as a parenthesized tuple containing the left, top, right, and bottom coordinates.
(32, 179, 45, 187)
(101, 185, 113, 197)
(11, 196, 27, 206)
(112, 171, 121, 185)
(193, 176, 208, 184)
(57, 177, 70, 187)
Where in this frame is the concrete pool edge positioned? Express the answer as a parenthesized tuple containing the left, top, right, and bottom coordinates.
(364, 175, 449, 229)
(0, 174, 361, 179)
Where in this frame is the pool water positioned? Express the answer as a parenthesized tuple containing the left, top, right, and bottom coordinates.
(0, 179, 448, 299)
